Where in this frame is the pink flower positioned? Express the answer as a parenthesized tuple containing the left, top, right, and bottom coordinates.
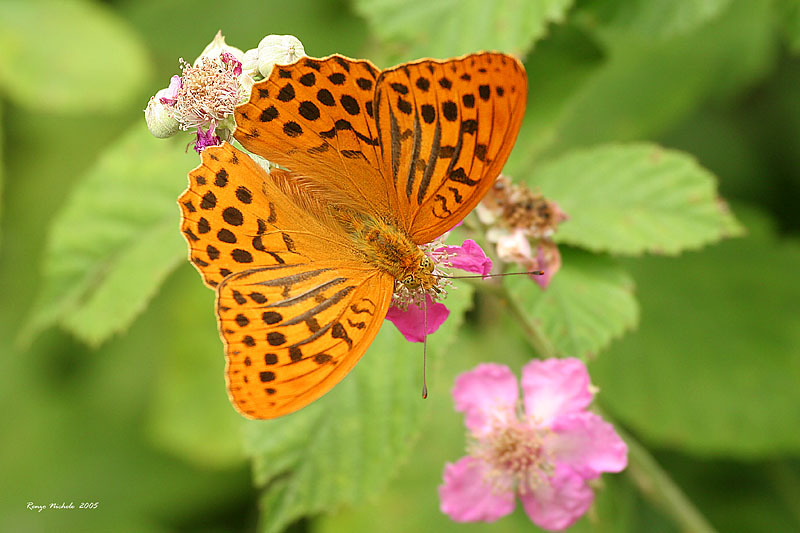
(478, 175, 568, 288)
(386, 239, 491, 342)
(439, 359, 627, 530)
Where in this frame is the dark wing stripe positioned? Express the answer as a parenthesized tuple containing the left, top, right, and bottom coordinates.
(389, 105, 402, 187)
(405, 113, 422, 199)
(444, 121, 464, 185)
(252, 268, 332, 287)
(280, 286, 357, 325)
(417, 115, 441, 204)
(266, 277, 347, 307)
(228, 264, 296, 282)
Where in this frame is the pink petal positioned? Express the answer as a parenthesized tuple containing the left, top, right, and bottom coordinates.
(452, 363, 518, 436)
(439, 456, 515, 522)
(521, 358, 594, 425)
(519, 464, 594, 531)
(193, 126, 221, 153)
(531, 242, 562, 289)
(438, 239, 492, 276)
(385, 295, 449, 343)
(159, 75, 182, 105)
(221, 51, 243, 76)
(549, 412, 628, 479)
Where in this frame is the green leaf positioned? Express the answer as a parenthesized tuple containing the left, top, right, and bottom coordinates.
(246, 286, 474, 533)
(353, 0, 574, 63)
(578, 0, 732, 41)
(0, 0, 150, 112)
(592, 207, 800, 457)
(776, 0, 800, 54)
(0, 303, 250, 533)
(507, 249, 639, 359)
(530, 143, 743, 256)
(22, 125, 195, 347)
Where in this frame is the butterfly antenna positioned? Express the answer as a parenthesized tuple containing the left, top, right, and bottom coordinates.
(434, 270, 544, 280)
(422, 297, 428, 400)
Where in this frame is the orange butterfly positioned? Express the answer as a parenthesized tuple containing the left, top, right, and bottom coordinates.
(178, 52, 527, 419)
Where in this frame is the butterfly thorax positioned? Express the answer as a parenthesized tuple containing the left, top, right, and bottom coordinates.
(335, 208, 437, 291)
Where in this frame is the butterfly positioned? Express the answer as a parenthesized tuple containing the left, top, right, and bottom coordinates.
(178, 52, 527, 419)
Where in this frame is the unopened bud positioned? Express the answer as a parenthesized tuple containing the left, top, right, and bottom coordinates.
(145, 88, 180, 138)
(194, 30, 244, 67)
(243, 35, 306, 79)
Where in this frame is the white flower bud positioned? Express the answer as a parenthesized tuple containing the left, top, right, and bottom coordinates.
(495, 229, 532, 264)
(194, 30, 244, 67)
(243, 35, 306, 79)
(145, 88, 180, 138)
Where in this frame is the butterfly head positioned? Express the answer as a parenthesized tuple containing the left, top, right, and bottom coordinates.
(399, 254, 437, 291)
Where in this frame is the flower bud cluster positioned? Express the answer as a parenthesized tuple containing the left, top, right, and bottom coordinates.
(144, 32, 306, 153)
(477, 175, 568, 288)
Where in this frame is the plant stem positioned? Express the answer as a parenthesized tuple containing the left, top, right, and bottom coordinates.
(497, 283, 557, 358)
(494, 284, 716, 533)
(616, 425, 717, 533)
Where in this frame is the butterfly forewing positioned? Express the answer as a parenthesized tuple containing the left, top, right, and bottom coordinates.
(235, 55, 398, 215)
(179, 143, 358, 288)
(218, 262, 393, 418)
(374, 52, 527, 243)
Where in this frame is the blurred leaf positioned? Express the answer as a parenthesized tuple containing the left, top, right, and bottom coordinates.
(508, 249, 639, 359)
(23, 125, 195, 347)
(246, 286, 474, 533)
(578, 0, 732, 40)
(0, 103, 3, 248)
(0, 0, 150, 112)
(530, 143, 743, 255)
(654, 453, 800, 533)
(544, 0, 775, 155)
(505, 25, 605, 174)
(121, 0, 367, 77)
(776, 0, 800, 54)
(353, 0, 574, 62)
(146, 265, 246, 468)
(592, 207, 800, 457)
(0, 292, 252, 533)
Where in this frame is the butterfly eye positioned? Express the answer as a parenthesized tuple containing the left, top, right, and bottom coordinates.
(420, 255, 434, 273)
(402, 274, 414, 285)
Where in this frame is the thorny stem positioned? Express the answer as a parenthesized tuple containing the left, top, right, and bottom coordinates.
(490, 282, 717, 533)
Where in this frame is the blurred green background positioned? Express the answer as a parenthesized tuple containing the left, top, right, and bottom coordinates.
(1, 0, 799, 531)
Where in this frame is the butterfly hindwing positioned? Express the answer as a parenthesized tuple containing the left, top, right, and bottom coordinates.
(235, 55, 398, 215)
(218, 262, 393, 419)
(374, 52, 527, 243)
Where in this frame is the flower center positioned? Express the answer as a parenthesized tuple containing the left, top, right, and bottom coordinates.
(471, 419, 554, 495)
(171, 56, 244, 130)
